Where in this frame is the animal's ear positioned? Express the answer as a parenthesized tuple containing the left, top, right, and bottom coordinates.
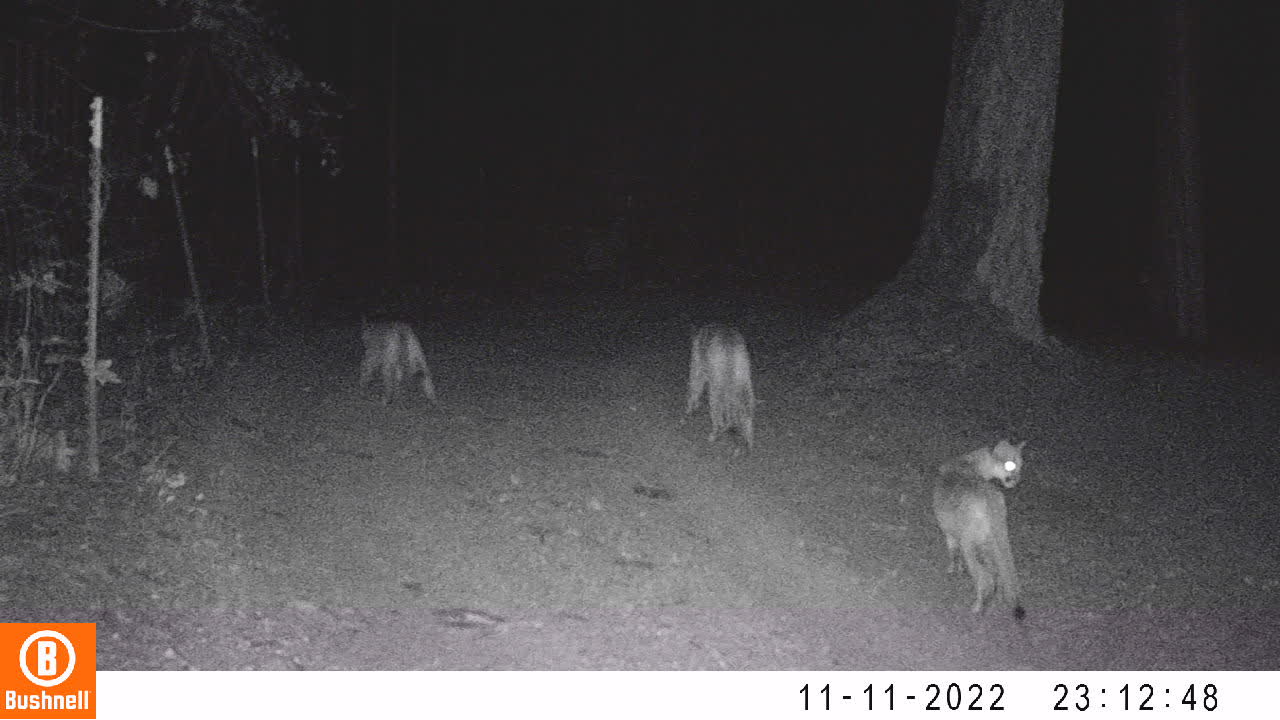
(1016, 441, 1027, 450)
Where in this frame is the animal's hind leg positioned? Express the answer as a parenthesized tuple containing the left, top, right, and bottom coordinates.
(420, 366, 438, 402)
(707, 386, 725, 442)
(685, 358, 705, 416)
(358, 353, 377, 389)
(943, 535, 960, 574)
(962, 545, 994, 613)
(737, 403, 754, 449)
(379, 338, 401, 404)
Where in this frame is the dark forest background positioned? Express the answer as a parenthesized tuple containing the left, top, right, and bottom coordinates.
(2, 1, 1277, 346)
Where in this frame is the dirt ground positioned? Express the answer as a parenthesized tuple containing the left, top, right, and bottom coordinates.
(7, 288, 1279, 670)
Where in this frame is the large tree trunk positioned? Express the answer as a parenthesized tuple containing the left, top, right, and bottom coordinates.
(1150, 0, 1207, 343)
(386, 0, 401, 284)
(902, 0, 1063, 343)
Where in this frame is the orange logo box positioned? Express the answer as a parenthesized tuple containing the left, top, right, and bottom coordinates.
(0, 624, 96, 719)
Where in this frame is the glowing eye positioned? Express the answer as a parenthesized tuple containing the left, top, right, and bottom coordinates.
(1004, 461, 1017, 472)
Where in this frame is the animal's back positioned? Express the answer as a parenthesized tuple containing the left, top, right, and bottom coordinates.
(932, 460, 1007, 551)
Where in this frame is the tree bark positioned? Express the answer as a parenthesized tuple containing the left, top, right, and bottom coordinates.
(1151, 0, 1207, 343)
(386, 0, 400, 283)
(84, 96, 104, 478)
(905, 0, 1063, 343)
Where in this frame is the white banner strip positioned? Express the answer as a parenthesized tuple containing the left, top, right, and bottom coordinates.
(90, 671, 1270, 720)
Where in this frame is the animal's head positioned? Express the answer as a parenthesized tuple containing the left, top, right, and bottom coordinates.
(989, 439, 1026, 488)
